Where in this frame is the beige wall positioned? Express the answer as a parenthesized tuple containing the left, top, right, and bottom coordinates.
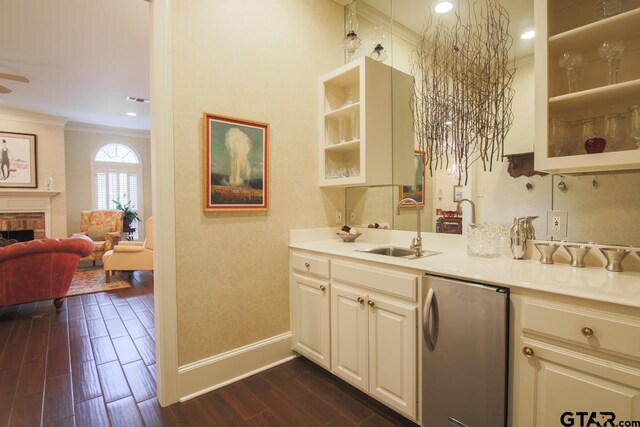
(64, 124, 152, 237)
(172, 0, 345, 365)
(0, 109, 67, 237)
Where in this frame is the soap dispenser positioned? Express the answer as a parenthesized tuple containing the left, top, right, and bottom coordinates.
(510, 217, 527, 259)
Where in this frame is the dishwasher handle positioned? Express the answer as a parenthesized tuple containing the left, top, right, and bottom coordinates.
(423, 287, 437, 351)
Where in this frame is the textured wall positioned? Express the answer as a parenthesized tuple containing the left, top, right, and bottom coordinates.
(64, 126, 152, 237)
(0, 109, 67, 237)
(172, 0, 345, 365)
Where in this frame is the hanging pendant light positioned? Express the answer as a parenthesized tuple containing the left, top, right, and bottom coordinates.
(370, 25, 388, 62)
(343, 1, 361, 61)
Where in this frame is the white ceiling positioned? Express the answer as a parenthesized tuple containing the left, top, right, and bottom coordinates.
(0, 0, 150, 130)
(364, 0, 535, 60)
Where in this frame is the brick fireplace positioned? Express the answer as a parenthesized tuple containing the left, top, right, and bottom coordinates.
(0, 212, 45, 240)
(0, 191, 58, 239)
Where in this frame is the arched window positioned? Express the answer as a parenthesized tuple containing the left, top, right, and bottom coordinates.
(92, 143, 143, 239)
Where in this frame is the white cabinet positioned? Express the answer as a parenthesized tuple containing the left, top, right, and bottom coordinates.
(512, 295, 640, 426)
(534, 2, 640, 173)
(331, 281, 417, 419)
(319, 56, 402, 187)
(290, 253, 331, 370)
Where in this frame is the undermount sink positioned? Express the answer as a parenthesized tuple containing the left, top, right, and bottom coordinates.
(357, 246, 441, 259)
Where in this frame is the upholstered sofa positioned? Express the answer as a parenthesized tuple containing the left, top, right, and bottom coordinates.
(77, 210, 124, 264)
(103, 217, 153, 282)
(0, 235, 94, 310)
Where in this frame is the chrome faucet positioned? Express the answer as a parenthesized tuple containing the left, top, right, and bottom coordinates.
(396, 198, 423, 257)
(456, 198, 476, 224)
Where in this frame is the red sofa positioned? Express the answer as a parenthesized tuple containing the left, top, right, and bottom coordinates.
(0, 235, 94, 310)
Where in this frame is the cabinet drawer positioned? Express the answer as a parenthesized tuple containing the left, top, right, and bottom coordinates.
(291, 252, 330, 279)
(332, 261, 418, 301)
(521, 298, 640, 361)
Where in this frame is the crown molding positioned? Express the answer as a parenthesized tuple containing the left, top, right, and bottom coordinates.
(356, 1, 421, 47)
(65, 121, 150, 139)
(333, 0, 351, 6)
(0, 108, 67, 127)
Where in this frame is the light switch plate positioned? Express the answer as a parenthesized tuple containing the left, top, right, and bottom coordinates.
(547, 210, 568, 238)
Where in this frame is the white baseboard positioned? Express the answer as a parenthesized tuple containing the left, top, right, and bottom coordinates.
(177, 331, 294, 402)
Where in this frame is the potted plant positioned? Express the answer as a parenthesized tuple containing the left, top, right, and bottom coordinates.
(112, 200, 140, 233)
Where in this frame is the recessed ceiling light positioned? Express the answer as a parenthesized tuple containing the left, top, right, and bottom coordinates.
(520, 30, 535, 40)
(435, 1, 453, 13)
(126, 112, 137, 117)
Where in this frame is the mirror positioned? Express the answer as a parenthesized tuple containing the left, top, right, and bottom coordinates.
(345, 0, 640, 247)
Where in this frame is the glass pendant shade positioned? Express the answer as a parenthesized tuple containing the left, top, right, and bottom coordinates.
(344, 1, 361, 61)
(370, 25, 388, 62)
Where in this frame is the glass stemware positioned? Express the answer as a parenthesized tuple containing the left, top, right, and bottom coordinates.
(582, 117, 606, 154)
(603, 113, 626, 151)
(630, 105, 640, 149)
(598, 40, 625, 85)
(549, 118, 568, 157)
(559, 52, 584, 93)
(597, 0, 627, 19)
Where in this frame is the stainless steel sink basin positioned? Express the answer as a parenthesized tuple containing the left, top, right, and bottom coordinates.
(357, 246, 441, 259)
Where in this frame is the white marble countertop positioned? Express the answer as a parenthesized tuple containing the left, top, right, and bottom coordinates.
(289, 228, 640, 309)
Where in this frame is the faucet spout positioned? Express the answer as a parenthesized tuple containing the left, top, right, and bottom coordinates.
(396, 198, 423, 257)
(456, 198, 476, 225)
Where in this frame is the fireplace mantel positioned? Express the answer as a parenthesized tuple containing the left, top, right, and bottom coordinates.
(0, 190, 60, 237)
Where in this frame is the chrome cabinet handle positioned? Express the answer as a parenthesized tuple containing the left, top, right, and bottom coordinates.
(357, 297, 364, 304)
(367, 300, 375, 307)
(304, 262, 310, 268)
(581, 327, 594, 337)
(319, 285, 326, 292)
(522, 347, 535, 358)
(423, 288, 437, 351)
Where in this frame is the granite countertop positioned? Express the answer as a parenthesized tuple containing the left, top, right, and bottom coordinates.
(289, 228, 640, 309)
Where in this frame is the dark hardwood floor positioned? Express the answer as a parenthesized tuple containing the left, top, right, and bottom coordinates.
(0, 268, 418, 427)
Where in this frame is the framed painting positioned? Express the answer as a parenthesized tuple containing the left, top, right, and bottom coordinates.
(399, 151, 425, 207)
(203, 113, 269, 211)
(0, 131, 37, 188)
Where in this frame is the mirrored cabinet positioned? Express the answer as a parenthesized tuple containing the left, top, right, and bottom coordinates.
(535, 1, 640, 173)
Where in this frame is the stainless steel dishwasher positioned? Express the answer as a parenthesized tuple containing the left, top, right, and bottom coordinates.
(421, 275, 509, 427)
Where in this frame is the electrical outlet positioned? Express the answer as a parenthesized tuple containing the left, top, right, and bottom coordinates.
(547, 210, 568, 238)
(336, 211, 343, 225)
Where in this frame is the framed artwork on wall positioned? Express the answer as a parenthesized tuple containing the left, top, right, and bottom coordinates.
(203, 113, 269, 211)
(453, 185, 464, 202)
(399, 150, 425, 207)
(0, 131, 37, 188)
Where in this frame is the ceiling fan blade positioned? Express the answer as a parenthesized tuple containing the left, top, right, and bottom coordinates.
(0, 73, 29, 83)
(0, 85, 12, 94)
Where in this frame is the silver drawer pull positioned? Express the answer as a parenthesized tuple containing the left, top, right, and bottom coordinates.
(581, 327, 594, 338)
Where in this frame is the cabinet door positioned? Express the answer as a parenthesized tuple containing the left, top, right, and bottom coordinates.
(515, 340, 640, 427)
(291, 274, 330, 369)
(331, 282, 369, 392)
(368, 295, 417, 419)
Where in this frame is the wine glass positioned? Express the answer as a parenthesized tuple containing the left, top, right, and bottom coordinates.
(630, 105, 640, 149)
(582, 117, 606, 154)
(549, 118, 568, 156)
(598, 40, 625, 85)
(559, 52, 584, 93)
(603, 113, 626, 151)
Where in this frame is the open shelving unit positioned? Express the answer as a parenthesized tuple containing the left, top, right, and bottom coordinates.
(319, 56, 393, 187)
(534, 1, 640, 173)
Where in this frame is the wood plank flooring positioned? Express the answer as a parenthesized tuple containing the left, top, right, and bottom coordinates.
(0, 268, 418, 427)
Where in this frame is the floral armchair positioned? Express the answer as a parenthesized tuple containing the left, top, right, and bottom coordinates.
(78, 210, 124, 264)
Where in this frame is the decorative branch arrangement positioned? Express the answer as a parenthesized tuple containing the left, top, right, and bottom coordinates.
(410, 0, 515, 185)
